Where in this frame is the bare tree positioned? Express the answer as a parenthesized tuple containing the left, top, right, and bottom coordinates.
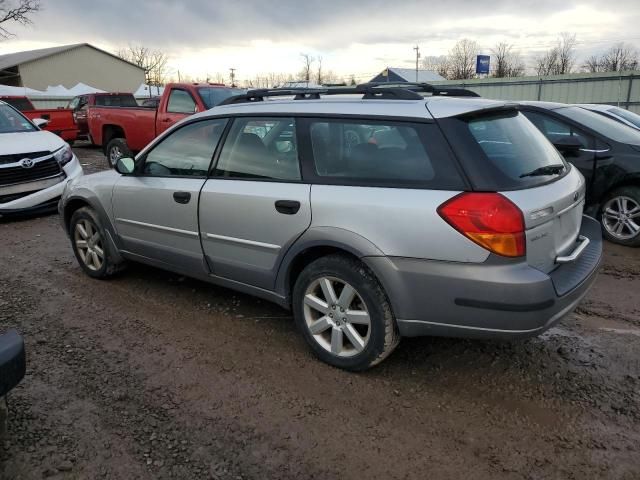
(421, 55, 450, 79)
(0, 0, 40, 39)
(117, 45, 169, 89)
(583, 54, 602, 73)
(446, 39, 480, 80)
(490, 42, 525, 78)
(535, 33, 577, 76)
(300, 53, 314, 83)
(601, 42, 638, 72)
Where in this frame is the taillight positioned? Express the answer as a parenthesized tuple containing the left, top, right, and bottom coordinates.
(437, 192, 525, 257)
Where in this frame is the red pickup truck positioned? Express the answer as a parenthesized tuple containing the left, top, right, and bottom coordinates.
(66, 92, 138, 142)
(88, 83, 244, 167)
(0, 96, 79, 143)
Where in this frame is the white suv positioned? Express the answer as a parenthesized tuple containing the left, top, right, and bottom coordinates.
(59, 84, 602, 370)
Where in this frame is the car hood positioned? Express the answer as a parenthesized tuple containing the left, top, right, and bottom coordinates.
(0, 130, 65, 155)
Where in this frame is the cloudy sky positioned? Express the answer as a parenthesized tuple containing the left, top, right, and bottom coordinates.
(1, 0, 639, 83)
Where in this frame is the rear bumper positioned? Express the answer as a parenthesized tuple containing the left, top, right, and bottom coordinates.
(0, 155, 82, 216)
(0, 330, 26, 398)
(366, 216, 603, 339)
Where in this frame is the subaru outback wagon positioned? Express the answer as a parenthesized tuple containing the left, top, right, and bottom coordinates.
(59, 85, 602, 371)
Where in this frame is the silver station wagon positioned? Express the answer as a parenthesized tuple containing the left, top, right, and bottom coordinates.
(59, 84, 602, 370)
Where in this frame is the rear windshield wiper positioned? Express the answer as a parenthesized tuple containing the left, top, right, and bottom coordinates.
(519, 164, 565, 178)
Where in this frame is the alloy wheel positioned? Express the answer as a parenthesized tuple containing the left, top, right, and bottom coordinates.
(109, 145, 123, 167)
(74, 219, 105, 271)
(602, 195, 640, 240)
(303, 276, 371, 358)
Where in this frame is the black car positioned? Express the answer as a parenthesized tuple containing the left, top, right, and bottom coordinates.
(518, 102, 640, 247)
(0, 330, 26, 440)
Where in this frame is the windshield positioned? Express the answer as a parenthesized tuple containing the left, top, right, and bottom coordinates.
(558, 106, 640, 145)
(198, 87, 245, 109)
(608, 106, 640, 129)
(0, 104, 37, 133)
(460, 111, 567, 190)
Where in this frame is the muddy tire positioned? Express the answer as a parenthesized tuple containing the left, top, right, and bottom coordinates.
(106, 138, 132, 169)
(70, 207, 126, 279)
(600, 186, 640, 247)
(292, 254, 400, 371)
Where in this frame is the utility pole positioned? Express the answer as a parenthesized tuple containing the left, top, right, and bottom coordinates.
(413, 45, 421, 82)
(229, 68, 236, 87)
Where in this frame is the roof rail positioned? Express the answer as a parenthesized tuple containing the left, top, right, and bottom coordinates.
(219, 81, 478, 106)
(360, 82, 480, 97)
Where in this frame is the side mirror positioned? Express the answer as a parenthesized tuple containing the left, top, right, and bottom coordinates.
(552, 136, 582, 155)
(32, 118, 49, 128)
(115, 157, 135, 174)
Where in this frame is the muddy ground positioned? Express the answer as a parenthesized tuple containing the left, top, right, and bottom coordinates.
(0, 144, 639, 479)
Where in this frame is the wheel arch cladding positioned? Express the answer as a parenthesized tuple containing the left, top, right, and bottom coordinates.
(275, 226, 386, 303)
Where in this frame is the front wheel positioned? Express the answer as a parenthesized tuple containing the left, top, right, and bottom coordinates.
(292, 254, 399, 371)
(106, 138, 132, 169)
(600, 186, 640, 247)
(70, 207, 125, 278)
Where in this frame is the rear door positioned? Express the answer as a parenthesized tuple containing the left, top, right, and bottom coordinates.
(112, 118, 227, 272)
(158, 88, 197, 135)
(199, 116, 311, 290)
(442, 110, 585, 274)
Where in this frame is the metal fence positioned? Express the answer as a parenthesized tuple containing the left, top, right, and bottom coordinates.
(432, 71, 640, 113)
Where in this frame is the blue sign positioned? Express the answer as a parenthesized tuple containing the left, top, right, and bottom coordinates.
(476, 55, 491, 74)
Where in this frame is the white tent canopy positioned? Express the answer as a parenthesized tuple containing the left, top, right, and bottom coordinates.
(43, 83, 105, 96)
(135, 84, 164, 97)
(0, 84, 47, 96)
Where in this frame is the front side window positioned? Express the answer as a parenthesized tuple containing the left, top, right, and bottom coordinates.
(167, 89, 196, 114)
(308, 118, 463, 188)
(142, 119, 227, 177)
(0, 104, 36, 133)
(213, 117, 301, 181)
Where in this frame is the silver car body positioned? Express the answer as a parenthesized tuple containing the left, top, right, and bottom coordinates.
(60, 96, 602, 339)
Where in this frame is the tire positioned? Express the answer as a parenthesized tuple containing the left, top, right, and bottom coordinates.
(106, 138, 132, 169)
(292, 254, 400, 371)
(600, 186, 640, 247)
(69, 207, 125, 278)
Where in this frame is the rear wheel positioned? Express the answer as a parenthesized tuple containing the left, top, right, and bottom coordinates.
(600, 186, 640, 247)
(106, 138, 132, 169)
(70, 207, 125, 278)
(292, 254, 399, 371)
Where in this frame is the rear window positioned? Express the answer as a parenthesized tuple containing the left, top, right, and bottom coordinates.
(198, 87, 246, 109)
(94, 94, 137, 107)
(3, 97, 33, 111)
(307, 118, 465, 189)
(441, 111, 567, 191)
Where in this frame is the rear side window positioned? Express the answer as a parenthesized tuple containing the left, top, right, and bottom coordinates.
(522, 110, 590, 148)
(306, 118, 464, 189)
(3, 98, 33, 111)
(440, 111, 567, 191)
(214, 117, 301, 181)
(94, 95, 137, 107)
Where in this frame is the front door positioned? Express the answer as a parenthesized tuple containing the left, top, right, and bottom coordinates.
(112, 118, 228, 273)
(199, 117, 311, 290)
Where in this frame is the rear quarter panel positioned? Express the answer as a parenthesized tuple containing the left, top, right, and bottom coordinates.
(310, 185, 490, 262)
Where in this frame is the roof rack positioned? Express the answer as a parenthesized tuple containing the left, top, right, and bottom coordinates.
(219, 81, 479, 106)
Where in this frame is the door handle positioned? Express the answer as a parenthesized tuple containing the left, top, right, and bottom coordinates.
(275, 200, 301, 215)
(162, 118, 172, 123)
(173, 191, 191, 204)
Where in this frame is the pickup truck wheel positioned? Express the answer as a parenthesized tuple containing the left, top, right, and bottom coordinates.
(70, 207, 126, 278)
(600, 186, 640, 247)
(292, 254, 400, 371)
(106, 138, 132, 169)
